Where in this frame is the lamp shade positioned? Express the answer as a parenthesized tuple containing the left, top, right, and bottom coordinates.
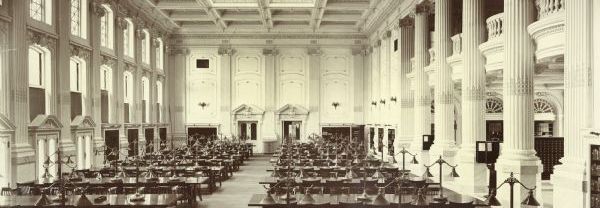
(450, 167, 460, 177)
(423, 167, 433, 178)
(521, 190, 540, 206)
(371, 188, 390, 205)
(410, 156, 419, 164)
(484, 193, 501, 206)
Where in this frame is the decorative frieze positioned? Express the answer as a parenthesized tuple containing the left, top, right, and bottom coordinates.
(100, 55, 116, 67)
(70, 45, 91, 60)
(27, 30, 56, 50)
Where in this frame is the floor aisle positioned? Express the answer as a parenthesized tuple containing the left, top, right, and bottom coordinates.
(198, 155, 271, 208)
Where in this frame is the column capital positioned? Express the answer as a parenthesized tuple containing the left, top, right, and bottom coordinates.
(116, 16, 128, 30)
(91, 1, 106, 17)
(373, 40, 381, 47)
(219, 47, 236, 56)
(399, 17, 415, 28)
(413, 0, 434, 15)
(262, 48, 279, 56)
(307, 48, 321, 56)
(101, 55, 116, 68)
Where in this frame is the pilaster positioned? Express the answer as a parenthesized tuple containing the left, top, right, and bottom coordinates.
(218, 46, 235, 137)
(352, 48, 367, 124)
(263, 48, 278, 140)
(307, 47, 321, 135)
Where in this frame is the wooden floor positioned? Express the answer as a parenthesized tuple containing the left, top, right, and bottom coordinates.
(198, 155, 270, 208)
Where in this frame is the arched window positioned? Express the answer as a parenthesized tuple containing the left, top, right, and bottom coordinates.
(123, 71, 133, 123)
(28, 45, 51, 121)
(70, 0, 88, 38)
(70, 57, 87, 118)
(141, 29, 150, 65)
(141, 77, 149, 123)
(156, 81, 163, 122)
(534, 99, 555, 114)
(100, 4, 114, 49)
(100, 66, 112, 123)
(486, 98, 503, 113)
(30, 0, 52, 25)
(123, 18, 134, 58)
(155, 38, 164, 70)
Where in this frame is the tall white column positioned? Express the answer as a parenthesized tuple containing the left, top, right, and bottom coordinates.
(430, 0, 457, 158)
(496, 0, 542, 206)
(77, 136, 85, 170)
(456, 0, 488, 195)
(397, 17, 415, 161)
(411, 3, 432, 152)
(352, 48, 367, 124)
(553, 0, 593, 207)
(85, 135, 93, 169)
(218, 47, 234, 138)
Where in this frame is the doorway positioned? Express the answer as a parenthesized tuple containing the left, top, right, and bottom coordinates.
(104, 130, 119, 161)
(144, 128, 154, 154)
(238, 121, 258, 141)
(486, 120, 503, 142)
(127, 129, 138, 156)
(282, 121, 301, 143)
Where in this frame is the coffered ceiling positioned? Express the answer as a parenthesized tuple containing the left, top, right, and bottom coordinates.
(136, 0, 402, 36)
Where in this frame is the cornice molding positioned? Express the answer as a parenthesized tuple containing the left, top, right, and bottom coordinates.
(171, 33, 367, 40)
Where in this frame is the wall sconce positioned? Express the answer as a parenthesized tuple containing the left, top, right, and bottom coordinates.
(332, 102, 340, 109)
(592, 132, 600, 136)
(371, 101, 377, 106)
(198, 102, 209, 109)
(390, 97, 397, 103)
(380, 99, 386, 105)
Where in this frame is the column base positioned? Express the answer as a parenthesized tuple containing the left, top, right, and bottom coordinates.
(495, 151, 542, 208)
(552, 158, 586, 208)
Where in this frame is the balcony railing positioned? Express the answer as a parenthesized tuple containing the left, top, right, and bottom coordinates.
(536, 0, 564, 19)
(486, 13, 504, 40)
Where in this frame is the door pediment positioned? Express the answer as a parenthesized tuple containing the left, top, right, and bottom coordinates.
(232, 104, 265, 116)
(71, 115, 96, 130)
(276, 104, 309, 116)
(29, 114, 63, 131)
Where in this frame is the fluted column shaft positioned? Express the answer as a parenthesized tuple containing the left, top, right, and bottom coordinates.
(218, 49, 233, 137)
(497, 0, 541, 206)
(500, 0, 536, 159)
(371, 43, 381, 123)
(397, 19, 415, 148)
(553, 0, 592, 207)
(412, 8, 431, 151)
(430, 0, 457, 155)
(456, 0, 487, 194)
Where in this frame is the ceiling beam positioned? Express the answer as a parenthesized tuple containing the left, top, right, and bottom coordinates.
(309, 0, 325, 31)
(143, 0, 181, 29)
(257, 0, 274, 30)
(195, 0, 228, 31)
(314, 0, 328, 30)
(355, 0, 379, 32)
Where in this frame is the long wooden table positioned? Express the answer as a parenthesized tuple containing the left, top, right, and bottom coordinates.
(248, 190, 489, 207)
(0, 194, 179, 207)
